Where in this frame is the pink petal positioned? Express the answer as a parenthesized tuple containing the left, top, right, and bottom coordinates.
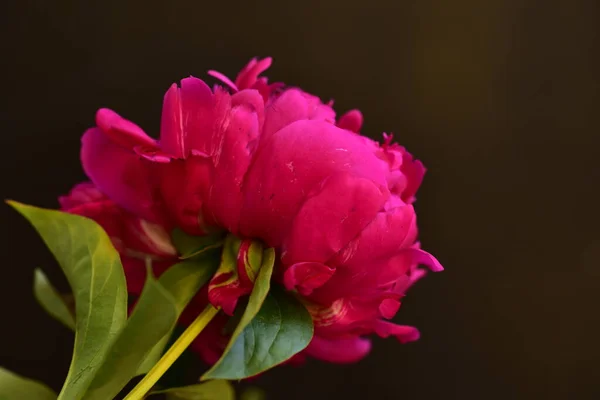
(281, 173, 387, 265)
(186, 87, 231, 159)
(208, 272, 250, 316)
(133, 145, 172, 163)
(307, 205, 418, 303)
(159, 77, 213, 159)
(404, 248, 444, 272)
(81, 128, 166, 224)
(393, 267, 427, 295)
(337, 109, 363, 133)
(333, 204, 418, 267)
(283, 262, 335, 296)
(58, 182, 105, 209)
(121, 216, 177, 257)
(231, 89, 265, 132)
(203, 101, 260, 232)
(374, 321, 420, 343)
(207, 70, 239, 92)
(261, 89, 336, 142)
(239, 120, 389, 247)
(235, 57, 272, 90)
(398, 148, 426, 203)
(305, 336, 372, 364)
(379, 298, 401, 319)
(63, 197, 123, 241)
(159, 157, 212, 235)
(95, 108, 158, 150)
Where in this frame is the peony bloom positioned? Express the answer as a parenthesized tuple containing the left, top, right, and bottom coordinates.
(62, 57, 442, 365)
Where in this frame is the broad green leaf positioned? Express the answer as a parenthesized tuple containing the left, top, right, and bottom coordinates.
(33, 268, 75, 330)
(0, 367, 57, 400)
(152, 380, 234, 400)
(137, 257, 220, 375)
(83, 268, 178, 400)
(8, 202, 128, 400)
(171, 229, 225, 260)
(86, 256, 220, 399)
(203, 248, 313, 380)
(202, 286, 313, 380)
(201, 248, 275, 380)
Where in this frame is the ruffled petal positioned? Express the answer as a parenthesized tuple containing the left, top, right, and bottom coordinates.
(281, 173, 387, 265)
(231, 89, 265, 132)
(239, 120, 388, 247)
(333, 204, 417, 267)
(235, 57, 272, 90)
(203, 99, 261, 232)
(283, 262, 335, 296)
(261, 89, 336, 142)
(399, 148, 426, 203)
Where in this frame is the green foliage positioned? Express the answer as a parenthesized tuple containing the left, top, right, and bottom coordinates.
(202, 250, 313, 380)
(0, 368, 57, 400)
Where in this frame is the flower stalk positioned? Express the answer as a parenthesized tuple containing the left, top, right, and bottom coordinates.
(124, 304, 220, 400)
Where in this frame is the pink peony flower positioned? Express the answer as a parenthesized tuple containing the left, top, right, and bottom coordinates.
(62, 57, 442, 366)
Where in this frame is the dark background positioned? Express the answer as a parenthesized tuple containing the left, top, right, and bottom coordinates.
(1, 0, 599, 399)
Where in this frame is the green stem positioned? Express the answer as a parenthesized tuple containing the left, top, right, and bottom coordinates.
(124, 304, 220, 400)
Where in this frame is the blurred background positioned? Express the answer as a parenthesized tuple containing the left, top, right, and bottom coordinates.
(1, 0, 598, 399)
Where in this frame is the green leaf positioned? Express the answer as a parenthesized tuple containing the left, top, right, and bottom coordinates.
(202, 249, 314, 380)
(83, 268, 178, 400)
(8, 202, 128, 400)
(0, 367, 57, 400)
(153, 380, 234, 400)
(85, 257, 220, 400)
(33, 268, 75, 330)
(137, 257, 220, 375)
(171, 229, 225, 260)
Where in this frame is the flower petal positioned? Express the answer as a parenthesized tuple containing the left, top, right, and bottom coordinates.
(283, 262, 335, 296)
(203, 101, 260, 232)
(159, 157, 212, 235)
(337, 109, 363, 133)
(374, 321, 420, 343)
(207, 70, 239, 92)
(379, 298, 401, 319)
(261, 89, 336, 142)
(281, 173, 387, 265)
(160, 77, 214, 159)
(95, 108, 157, 150)
(239, 120, 388, 247)
(305, 336, 372, 363)
(333, 204, 418, 267)
(404, 248, 444, 272)
(235, 57, 272, 90)
(58, 182, 105, 210)
(81, 128, 166, 223)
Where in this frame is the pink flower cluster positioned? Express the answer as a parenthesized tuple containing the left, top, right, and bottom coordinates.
(60, 57, 442, 365)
